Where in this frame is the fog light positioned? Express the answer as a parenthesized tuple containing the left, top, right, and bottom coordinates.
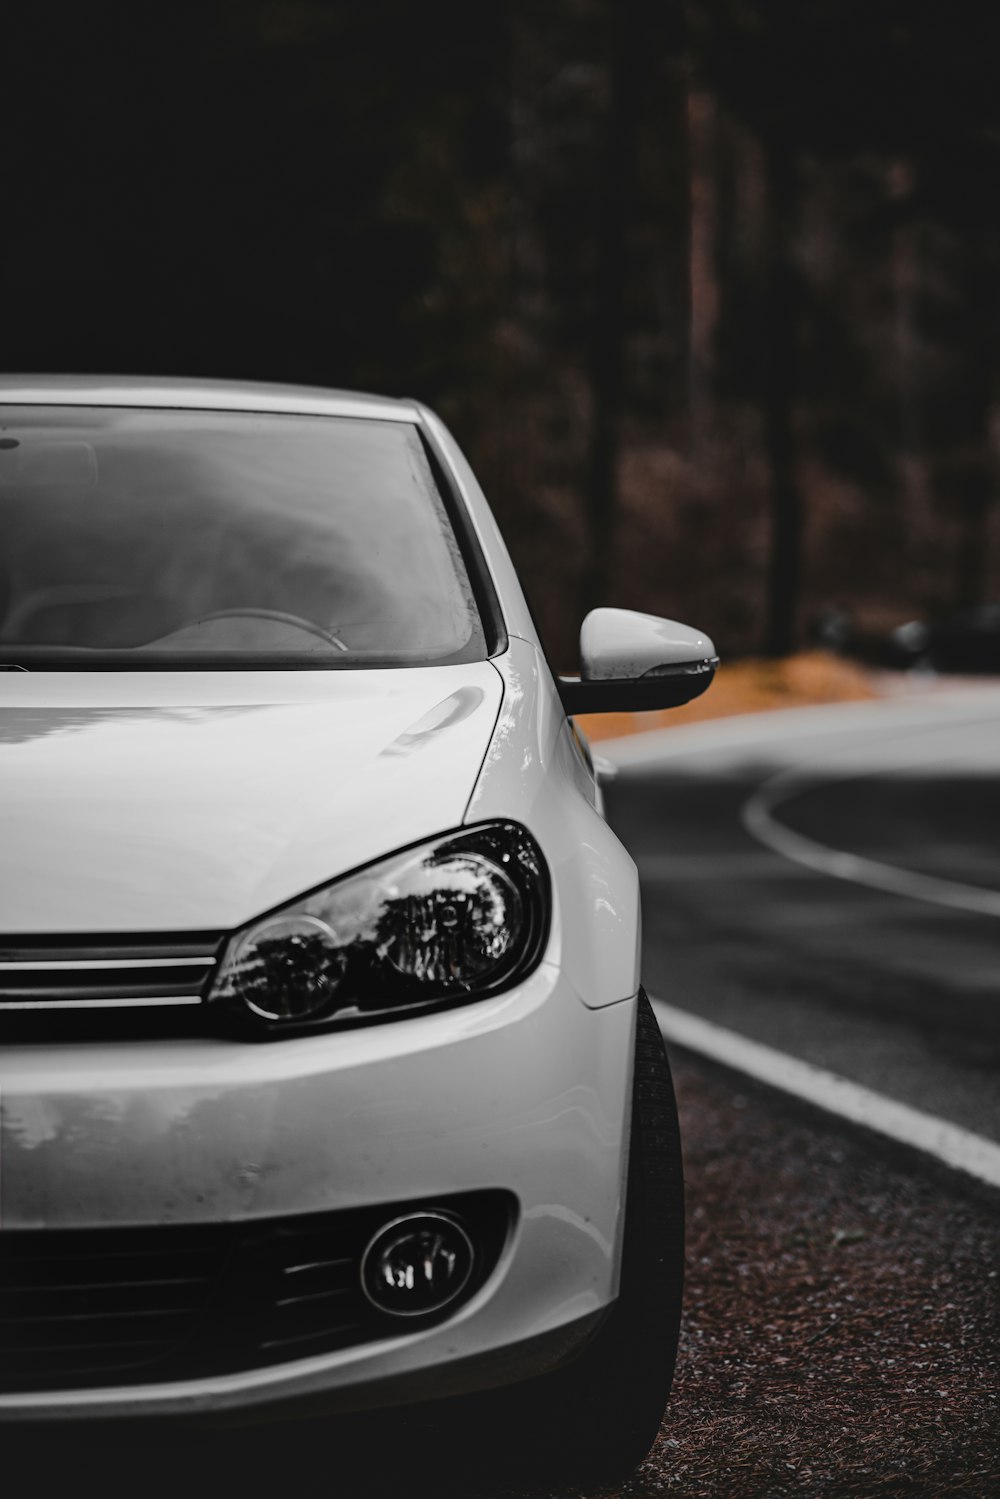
(360, 1212, 475, 1317)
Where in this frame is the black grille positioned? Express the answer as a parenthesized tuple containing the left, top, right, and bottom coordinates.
(0, 933, 225, 1040)
(0, 1192, 513, 1393)
(0, 1226, 228, 1386)
(0, 933, 222, 1007)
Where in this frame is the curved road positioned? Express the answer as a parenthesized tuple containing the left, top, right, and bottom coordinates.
(602, 685, 1000, 1145)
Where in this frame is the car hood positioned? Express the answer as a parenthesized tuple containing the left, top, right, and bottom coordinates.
(0, 665, 503, 933)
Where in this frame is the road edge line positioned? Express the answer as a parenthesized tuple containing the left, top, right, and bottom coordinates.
(652, 997, 1000, 1192)
(742, 777, 1000, 917)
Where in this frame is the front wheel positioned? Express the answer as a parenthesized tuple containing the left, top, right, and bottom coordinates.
(500, 989, 685, 1485)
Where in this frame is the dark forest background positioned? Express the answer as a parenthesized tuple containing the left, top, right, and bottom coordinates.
(4, 0, 999, 666)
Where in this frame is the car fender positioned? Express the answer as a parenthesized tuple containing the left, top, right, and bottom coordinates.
(467, 637, 641, 1008)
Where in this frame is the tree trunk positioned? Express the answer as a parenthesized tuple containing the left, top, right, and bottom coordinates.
(687, 84, 718, 458)
(761, 132, 802, 658)
(953, 239, 996, 610)
(582, 0, 642, 615)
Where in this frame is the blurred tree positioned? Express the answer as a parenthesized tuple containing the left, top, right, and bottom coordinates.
(3, 0, 998, 659)
(689, 0, 1000, 648)
(581, 0, 642, 615)
(758, 129, 801, 657)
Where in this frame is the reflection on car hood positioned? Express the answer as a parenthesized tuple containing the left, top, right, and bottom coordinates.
(0, 666, 503, 933)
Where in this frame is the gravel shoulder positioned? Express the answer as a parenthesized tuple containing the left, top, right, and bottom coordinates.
(624, 1050, 1000, 1499)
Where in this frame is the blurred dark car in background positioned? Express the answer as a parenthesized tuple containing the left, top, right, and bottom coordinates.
(811, 605, 1000, 676)
(887, 606, 1000, 674)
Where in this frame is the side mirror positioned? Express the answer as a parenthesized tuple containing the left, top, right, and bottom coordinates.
(558, 607, 718, 714)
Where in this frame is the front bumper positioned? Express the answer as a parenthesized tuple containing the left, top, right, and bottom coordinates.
(0, 967, 636, 1422)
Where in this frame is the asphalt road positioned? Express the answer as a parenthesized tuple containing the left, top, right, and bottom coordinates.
(603, 684, 1000, 1145)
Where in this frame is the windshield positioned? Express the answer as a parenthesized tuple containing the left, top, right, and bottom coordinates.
(0, 407, 486, 669)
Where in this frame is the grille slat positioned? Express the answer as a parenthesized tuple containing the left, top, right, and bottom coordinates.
(0, 937, 223, 964)
(3, 1308, 196, 1334)
(0, 982, 209, 1002)
(274, 1286, 353, 1309)
(1, 1293, 207, 1317)
(1, 1247, 217, 1267)
(0, 1276, 207, 1294)
(1, 957, 214, 971)
(281, 1256, 354, 1277)
(259, 1322, 365, 1352)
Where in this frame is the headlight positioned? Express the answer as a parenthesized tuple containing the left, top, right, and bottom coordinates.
(209, 822, 549, 1035)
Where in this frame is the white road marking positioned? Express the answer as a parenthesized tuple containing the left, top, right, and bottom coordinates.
(743, 771, 1000, 918)
(737, 706, 1000, 916)
(653, 998, 1000, 1191)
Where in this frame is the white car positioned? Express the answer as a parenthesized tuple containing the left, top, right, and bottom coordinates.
(0, 377, 716, 1483)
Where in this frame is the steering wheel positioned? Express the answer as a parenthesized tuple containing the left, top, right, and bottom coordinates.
(191, 609, 348, 651)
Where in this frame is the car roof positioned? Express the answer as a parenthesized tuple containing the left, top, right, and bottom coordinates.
(0, 375, 421, 422)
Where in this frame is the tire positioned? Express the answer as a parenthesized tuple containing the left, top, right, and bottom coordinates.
(499, 989, 685, 1486)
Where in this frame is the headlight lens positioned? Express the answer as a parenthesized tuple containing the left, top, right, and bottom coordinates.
(210, 822, 548, 1035)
